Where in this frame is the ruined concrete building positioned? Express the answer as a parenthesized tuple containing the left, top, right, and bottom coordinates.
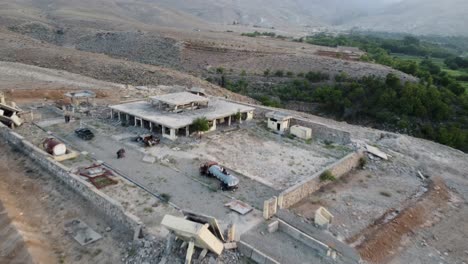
(110, 92, 254, 140)
(0, 92, 23, 128)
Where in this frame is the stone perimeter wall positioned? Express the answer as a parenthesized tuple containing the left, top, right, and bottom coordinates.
(0, 123, 143, 237)
(278, 151, 364, 209)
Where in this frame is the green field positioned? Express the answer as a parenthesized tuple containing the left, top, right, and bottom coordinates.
(392, 53, 468, 90)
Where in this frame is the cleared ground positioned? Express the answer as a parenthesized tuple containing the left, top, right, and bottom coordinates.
(186, 122, 350, 190)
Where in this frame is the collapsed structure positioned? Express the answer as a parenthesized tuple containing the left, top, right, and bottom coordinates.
(0, 92, 23, 128)
(110, 92, 255, 140)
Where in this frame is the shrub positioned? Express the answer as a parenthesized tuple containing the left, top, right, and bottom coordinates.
(264, 69, 270, 76)
(216, 67, 225, 74)
(320, 170, 336, 182)
(274, 70, 284, 77)
(160, 193, 171, 203)
(379, 191, 392, 197)
(358, 157, 367, 169)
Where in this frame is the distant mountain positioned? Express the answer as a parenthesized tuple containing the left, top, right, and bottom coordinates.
(342, 0, 468, 36)
(0, 0, 466, 36)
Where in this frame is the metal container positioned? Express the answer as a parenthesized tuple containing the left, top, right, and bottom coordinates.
(43, 138, 67, 156)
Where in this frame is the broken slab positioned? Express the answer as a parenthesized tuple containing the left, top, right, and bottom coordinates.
(224, 242, 237, 250)
(183, 210, 225, 242)
(64, 219, 102, 246)
(142, 155, 156, 164)
(161, 215, 224, 255)
(365, 145, 388, 160)
(225, 200, 253, 215)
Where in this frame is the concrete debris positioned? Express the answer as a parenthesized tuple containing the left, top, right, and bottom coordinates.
(142, 155, 156, 164)
(198, 249, 208, 260)
(64, 219, 102, 246)
(183, 210, 225, 242)
(267, 220, 279, 233)
(315, 207, 334, 228)
(365, 145, 388, 160)
(223, 242, 237, 250)
(224, 200, 253, 215)
(161, 215, 224, 255)
(418, 170, 428, 180)
(226, 224, 236, 242)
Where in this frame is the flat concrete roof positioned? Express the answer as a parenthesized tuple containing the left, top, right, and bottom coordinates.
(110, 98, 255, 129)
(266, 111, 293, 121)
(150, 92, 209, 106)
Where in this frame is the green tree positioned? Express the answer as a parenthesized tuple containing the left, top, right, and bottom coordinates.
(191, 117, 210, 139)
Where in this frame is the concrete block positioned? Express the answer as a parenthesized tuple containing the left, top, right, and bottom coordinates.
(224, 242, 237, 250)
(142, 155, 156, 164)
(267, 220, 279, 233)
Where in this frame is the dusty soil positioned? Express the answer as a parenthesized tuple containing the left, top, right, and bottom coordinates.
(0, 140, 126, 264)
(349, 177, 453, 264)
(187, 122, 350, 190)
(290, 153, 423, 240)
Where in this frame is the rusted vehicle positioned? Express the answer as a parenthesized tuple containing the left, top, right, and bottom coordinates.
(200, 161, 239, 190)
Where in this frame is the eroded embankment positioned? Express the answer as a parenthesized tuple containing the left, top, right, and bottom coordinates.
(347, 177, 451, 263)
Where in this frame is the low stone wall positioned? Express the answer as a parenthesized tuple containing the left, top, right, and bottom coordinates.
(0, 123, 143, 237)
(291, 118, 351, 145)
(277, 220, 331, 257)
(238, 241, 280, 264)
(278, 151, 364, 209)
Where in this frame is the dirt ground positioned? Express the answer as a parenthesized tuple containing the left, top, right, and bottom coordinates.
(348, 177, 454, 263)
(186, 122, 350, 190)
(0, 140, 126, 264)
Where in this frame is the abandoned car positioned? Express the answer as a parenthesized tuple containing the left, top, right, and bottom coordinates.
(200, 161, 239, 190)
(75, 128, 95, 140)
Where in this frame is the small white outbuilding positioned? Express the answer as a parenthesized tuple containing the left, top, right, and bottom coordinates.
(266, 111, 292, 134)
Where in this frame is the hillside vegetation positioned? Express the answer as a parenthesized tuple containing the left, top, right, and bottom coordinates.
(224, 34, 468, 151)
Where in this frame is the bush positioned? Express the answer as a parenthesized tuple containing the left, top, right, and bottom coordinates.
(216, 67, 225, 74)
(264, 69, 270, 76)
(379, 191, 392, 197)
(358, 157, 367, 169)
(320, 170, 336, 182)
(160, 193, 171, 203)
(274, 70, 284, 77)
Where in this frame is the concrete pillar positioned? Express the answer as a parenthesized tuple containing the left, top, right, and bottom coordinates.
(186, 126, 190, 137)
(209, 120, 217, 131)
(134, 116, 137, 127)
(150, 122, 153, 132)
(247, 111, 254, 121)
(141, 119, 144, 128)
(118, 112, 121, 122)
(228, 116, 232, 126)
(162, 125, 165, 135)
(170, 128, 176, 140)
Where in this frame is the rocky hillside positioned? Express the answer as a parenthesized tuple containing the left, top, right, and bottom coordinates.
(1, 0, 465, 36)
(0, 28, 254, 103)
